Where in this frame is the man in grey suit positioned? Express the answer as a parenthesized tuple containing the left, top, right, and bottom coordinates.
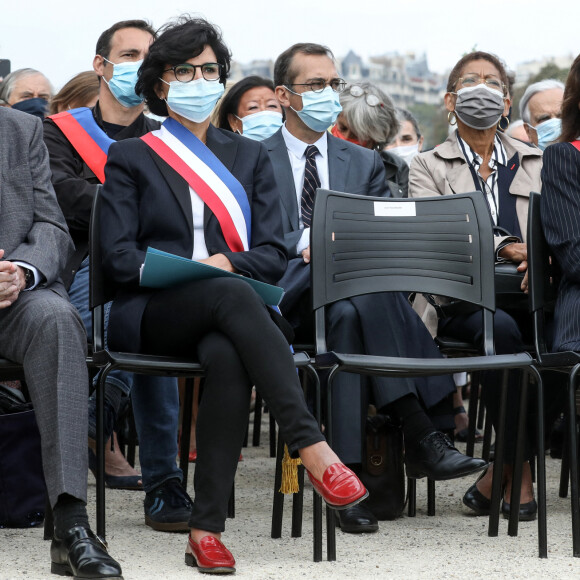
(265, 43, 486, 534)
(0, 106, 122, 579)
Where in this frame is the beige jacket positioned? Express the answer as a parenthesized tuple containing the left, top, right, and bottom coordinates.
(408, 130, 543, 336)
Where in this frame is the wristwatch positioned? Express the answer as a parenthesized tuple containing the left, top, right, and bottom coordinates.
(23, 268, 34, 289)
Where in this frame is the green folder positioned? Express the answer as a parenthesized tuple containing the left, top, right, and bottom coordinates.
(139, 247, 284, 306)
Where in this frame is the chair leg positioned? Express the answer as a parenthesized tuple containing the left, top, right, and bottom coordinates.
(96, 364, 111, 541)
(407, 478, 416, 517)
(324, 365, 340, 561)
(313, 490, 323, 562)
(488, 369, 509, 538)
(271, 432, 285, 539)
(568, 366, 580, 557)
(179, 378, 195, 490)
(326, 505, 336, 562)
(427, 479, 436, 516)
(253, 391, 262, 447)
(466, 371, 480, 457)
(559, 425, 570, 498)
(508, 371, 529, 538)
(291, 464, 305, 537)
(477, 378, 486, 431)
(532, 368, 547, 559)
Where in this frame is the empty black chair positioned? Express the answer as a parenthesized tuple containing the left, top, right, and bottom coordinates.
(310, 189, 545, 558)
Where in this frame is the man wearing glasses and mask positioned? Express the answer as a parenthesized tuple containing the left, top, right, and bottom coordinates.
(264, 42, 486, 535)
(43, 20, 191, 534)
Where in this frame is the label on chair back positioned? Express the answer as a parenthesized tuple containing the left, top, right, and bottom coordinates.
(374, 201, 416, 217)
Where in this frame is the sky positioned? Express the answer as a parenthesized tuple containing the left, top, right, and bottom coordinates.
(1, 0, 578, 90)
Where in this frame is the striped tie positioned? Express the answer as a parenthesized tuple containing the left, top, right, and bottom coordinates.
(301, 145, 321, 228)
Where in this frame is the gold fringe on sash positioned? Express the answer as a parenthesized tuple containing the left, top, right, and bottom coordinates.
(280, 444, 302, 494)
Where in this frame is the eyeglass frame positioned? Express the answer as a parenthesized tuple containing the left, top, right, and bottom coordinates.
(163, 62, 223, 83)
(348, 85, 383, 107)
(285, 78, 347, 94)
(455, 74, 507, 94)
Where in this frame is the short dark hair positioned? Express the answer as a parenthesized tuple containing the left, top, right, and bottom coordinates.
(216, 75, 275, 131)
(446, 50, 509, 95)
(136, 15, 231, 117)
(95, 20, 156, 60)
(560, 53, 580, 143)
(273, 43, 334, 88)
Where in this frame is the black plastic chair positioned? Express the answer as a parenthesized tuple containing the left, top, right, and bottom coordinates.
(527, 189, 580, 557)
(89, 191, 205, 541)
(310, 189, 545, 559)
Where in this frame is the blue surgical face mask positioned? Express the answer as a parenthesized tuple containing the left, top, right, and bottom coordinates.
(288, 86, 342, 132)
(236, 110, 283, 141)
(162, 77, 224, 124)
(103, 58, 144, 108)
(11, 97, 48, 119)
(531, 117, 562, 151)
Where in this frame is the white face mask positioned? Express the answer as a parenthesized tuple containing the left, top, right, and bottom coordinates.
(387, 143, 420, 166)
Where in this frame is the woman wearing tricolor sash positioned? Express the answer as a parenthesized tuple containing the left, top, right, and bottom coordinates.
(99, 16, 366, 574)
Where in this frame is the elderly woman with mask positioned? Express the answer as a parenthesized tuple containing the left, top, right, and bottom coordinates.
(409, 51, 544, 521)
(332, 81, 409, 197)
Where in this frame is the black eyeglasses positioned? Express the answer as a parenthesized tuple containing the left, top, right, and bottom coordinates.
(163, 63, 222, 83)
(286, 78, 347, 94)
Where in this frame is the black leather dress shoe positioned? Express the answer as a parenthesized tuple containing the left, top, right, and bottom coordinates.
(336, 502, 379, 533)
(405, 432, 488, 481)
(462, 482, 491, 515)
(51, 526, 123, 579)
(502, 498, 537, 521)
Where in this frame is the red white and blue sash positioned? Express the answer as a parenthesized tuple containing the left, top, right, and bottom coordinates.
(49, 107, 113, 183)
(141, 118, 251, 253)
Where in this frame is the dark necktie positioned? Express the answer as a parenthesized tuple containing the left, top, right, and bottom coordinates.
(301, 145, 321, 228)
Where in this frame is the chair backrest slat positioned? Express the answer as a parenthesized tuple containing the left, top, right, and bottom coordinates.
(311, 190, 495, 311)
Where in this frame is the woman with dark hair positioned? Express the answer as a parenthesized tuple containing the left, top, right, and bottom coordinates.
(409, 51, 544, 521)
(541, 54, 580, 352)
(332, 81, 409, 197)
(100, 16, 366, 574)
(385, 107, 425, 167)
(215, 75, 283, 140)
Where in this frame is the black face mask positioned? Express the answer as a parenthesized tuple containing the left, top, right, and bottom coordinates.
(11, 97, 49, 119)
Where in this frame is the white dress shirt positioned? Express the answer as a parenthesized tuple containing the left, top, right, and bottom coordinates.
(281, 124, 330, 253)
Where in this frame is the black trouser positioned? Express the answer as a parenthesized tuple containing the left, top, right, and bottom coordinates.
(439, 308, 565, 463)
(141, 277, 324, 533)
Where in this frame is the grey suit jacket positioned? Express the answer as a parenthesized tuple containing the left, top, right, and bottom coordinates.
(264, 128, 389, 257)
(0, 107, 73, 295)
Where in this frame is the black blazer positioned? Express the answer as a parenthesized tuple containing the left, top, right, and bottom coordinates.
(541, 141, 580, 352)
(100, 124, 288, 352)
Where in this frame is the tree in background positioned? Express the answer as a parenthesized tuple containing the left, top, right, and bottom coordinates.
(409, 103, 449, 150)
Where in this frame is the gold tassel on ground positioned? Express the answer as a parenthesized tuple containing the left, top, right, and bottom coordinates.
(280, 444, 302, 494)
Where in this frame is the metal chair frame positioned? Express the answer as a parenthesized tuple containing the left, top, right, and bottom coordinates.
(310, 189, 545, 559)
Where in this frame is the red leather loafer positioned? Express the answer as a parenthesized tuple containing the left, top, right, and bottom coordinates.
(185, 536, 235, 574)
(307, 463, 368, 510)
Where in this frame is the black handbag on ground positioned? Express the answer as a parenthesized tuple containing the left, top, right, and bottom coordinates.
(0, 384, 46, 528)
(359, 413, 405, 520)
